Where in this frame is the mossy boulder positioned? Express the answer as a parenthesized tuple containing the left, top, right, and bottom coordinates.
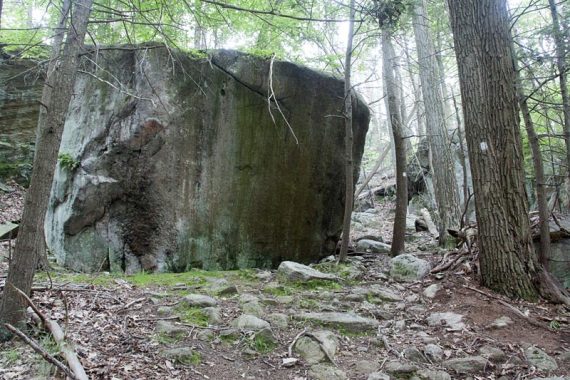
(45, 46, 369, 273)
(0, 59, 43, 185)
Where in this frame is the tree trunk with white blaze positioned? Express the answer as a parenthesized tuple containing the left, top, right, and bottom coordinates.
(413, 0, 461, 244)
(448, 0, 569, 304)
(0, 0, 94, 337)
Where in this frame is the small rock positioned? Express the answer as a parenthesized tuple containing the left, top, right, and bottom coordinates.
(256, 270, 273, 281)
(241, 301, 264, 317)
(525, 346, 558, 371)
(423, 284, 442, 299)
(156, 306, 173, 316)
(215, 284, 239, 296)
(308, 364, 347, 380)
(356, 239, 391, 254)
(183, 294, 218, 307)
(416, 369, 452, 380)
(196, 329, 215, 341)
(294, 330, 338, 364)
(282, 358, 299, 367)
(267, 313, 289, 329)
(427, 312, 465, 331)
(385, 360, 418, 378)
(344, 293, 366, 302)
(416, 331, 438, 344)
(155, 321, 187, 339)
(355, 359, 380, 374)
(203, 307, 222, 325)
(254, 327, 277, 346)
(295, 312, 379, 333)
(557, 350, 570, 364)
(390, 254, 431, 282)
(276, 295, 294, 304)
(239, 293, 259, 303)
(367, 373, 390, 380)
(489, 316, 513, 329)
(442, 356, 489, 374)
(159, 347, 197, 365)
(479, 345, 506, 362)
(424, 344, 444, 362)
(394, 320, 406, 331)
(369, 337, 386, 348)
(370, 286, 403, 302)
(277, 261, 340, 283)
(218, 328, 240, 343)
(403, 346, 428, 363)
(231, 314, 270, 331)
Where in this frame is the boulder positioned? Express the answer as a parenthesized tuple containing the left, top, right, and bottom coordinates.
(308, 364, 347, 380)
(390, 254, 431, 282)
(295, 312, 379, 333)
(231, 314, 270, 331)
(442, 356, 489, 374)
(525, 346, 558, 371)
(44, 47, 369, 273)
(183, 294, 218, 307)
(0, 59, 43, 185)
(293, 330, 338, 364)
(355, 239, 391, 254)
(277, 261, 340, 282)
(427, 312, 465, 331)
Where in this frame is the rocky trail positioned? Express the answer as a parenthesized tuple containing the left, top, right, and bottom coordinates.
(0, 189, 569, 380)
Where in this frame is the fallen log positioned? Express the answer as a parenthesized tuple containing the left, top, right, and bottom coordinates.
(12, 286, 88, 380)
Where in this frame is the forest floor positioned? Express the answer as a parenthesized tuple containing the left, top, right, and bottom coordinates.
(0, 184, 569, 380)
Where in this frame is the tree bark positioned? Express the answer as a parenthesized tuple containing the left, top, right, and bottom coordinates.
(547, 0, 570, 208)
(0, 0, 94, 336)
(382, 29, 407, 257)
(413, 0, 461, 244)
(448, 0, 540, 300)
(338, 0, 356, 263)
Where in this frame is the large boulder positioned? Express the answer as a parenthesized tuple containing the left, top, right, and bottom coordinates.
(0, 59, 43, 185)
(45, 46, 369, 273)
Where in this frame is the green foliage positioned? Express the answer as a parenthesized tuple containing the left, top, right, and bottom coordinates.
(244, 48, 275, 59)
(57, 153, 79, 171)
(549, 320, 561, 330)
(1, 349, 19, 366)
(175, 305, 209, 327)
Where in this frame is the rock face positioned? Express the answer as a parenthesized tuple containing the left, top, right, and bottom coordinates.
(0, 59, 43, 185)
(44, 46, 369, 273)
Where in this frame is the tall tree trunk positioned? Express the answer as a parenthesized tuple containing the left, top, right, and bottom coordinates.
(518, 76, 551, 267)
(0, 0, 94, 336)
(393, 54, 412, 154)
(413, 0, 461, 244)
(382, 29, 407, 257)
(449, 0, 569, 305)
(548, 0, 570, 208)
(447, 0, 540, 300)
(403, 39, 425, 140)
(451, 88, 470, 207)
(338, 0, 356, 263)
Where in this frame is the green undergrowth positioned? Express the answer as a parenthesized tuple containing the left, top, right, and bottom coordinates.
(175, 305, 209, 327)
(249, 334, 277, 353)
(155, 333, 181, 345)
(35, 268, 239, 289)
